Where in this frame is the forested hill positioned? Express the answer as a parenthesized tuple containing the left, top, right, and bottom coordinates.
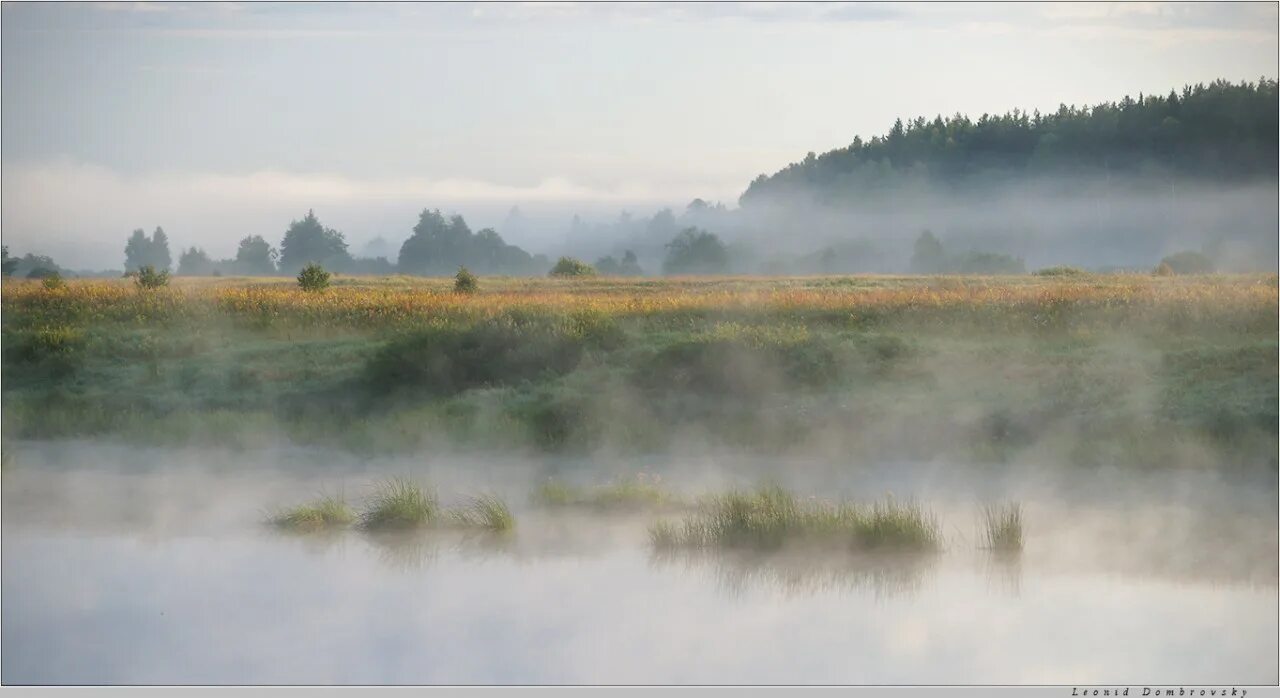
(740, 78, 1278, 207)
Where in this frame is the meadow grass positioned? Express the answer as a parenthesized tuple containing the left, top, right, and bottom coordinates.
(269, 494, 356, 531)
(650, 486, 942, 553)
(980, 502, 1024, 552)
(3, 274, 1275, 463)
(532, 474, 681, 510)
(359, 478, 440, 531)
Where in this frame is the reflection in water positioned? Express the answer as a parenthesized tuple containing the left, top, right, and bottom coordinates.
(980, 552, 1024, 597)
(650, 548, 938, 600)
(2, 444, 1278, 684)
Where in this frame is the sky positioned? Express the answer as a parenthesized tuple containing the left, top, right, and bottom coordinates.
(2, 1, 1277, 269)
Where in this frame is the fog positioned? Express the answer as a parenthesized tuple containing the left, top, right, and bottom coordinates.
(3, 440, 1276, 684)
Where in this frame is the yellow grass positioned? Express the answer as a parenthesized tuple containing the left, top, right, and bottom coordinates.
(4, 273, 1274, 331)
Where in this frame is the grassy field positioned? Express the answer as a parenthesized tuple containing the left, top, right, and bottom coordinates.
(3, 273, 1276, 467)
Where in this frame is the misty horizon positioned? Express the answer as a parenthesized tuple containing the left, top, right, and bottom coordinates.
(3, 2, 1278, 270)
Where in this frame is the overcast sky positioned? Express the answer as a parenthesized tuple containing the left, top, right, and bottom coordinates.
(3, 1, 1276, 268)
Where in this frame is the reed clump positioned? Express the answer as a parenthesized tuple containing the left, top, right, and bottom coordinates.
(270, 495, 355, 531)
(980, 502, 1024, 552)
(448, 493, 515, 532)
(649, 486, 941, 553)
(359, 478, 440, 531)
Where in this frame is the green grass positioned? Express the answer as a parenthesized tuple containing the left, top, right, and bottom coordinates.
(359, 478, 439, 531)
(3, 274, 1275, 465)
(269, 494, 356, 531)
(650, 486, 941, 553)
(532, 474, 681, 510)
(448, 493, 515, 532)
(980, 502, 1024, 552)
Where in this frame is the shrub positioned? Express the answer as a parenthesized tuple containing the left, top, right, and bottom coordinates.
(454, 266, 478, 294)
(41, 273, 65, 291)
(1033, 266, 1087, 276)
(1153, 262, 1174, 276)
(549, 257, 596, 277)
(1157, 250, 1214, 274)
(297, 263, 331, 291)
(134, 265, 170, 290)
(365, 315, 590, 395)
(25, 266, 60, 280)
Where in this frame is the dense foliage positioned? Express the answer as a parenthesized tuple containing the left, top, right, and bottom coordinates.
(663, 228, 729, 275)
(742, 78, 1279, 206)
(399, 209, 543, 276)
(124, 227, 173, 273)
(279, 210, 351, 274)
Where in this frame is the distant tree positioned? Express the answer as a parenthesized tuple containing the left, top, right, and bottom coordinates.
(124, 227, 173, 272)
(596, 256, 618, 275)
(398, 209, 539, 275)
(25, 265, 59, 279)
(1, 246, 17, 277)
(15, 254, 62, 279)
(910, 230, 947, 274)
(177, 247, 214, 276)
(662, 227, 729, 275)
(150, 227, 172, 272)
(296, 262, 331, 292)
(549, 257, 596, 277)
(279, 210, 351, 274)
(124, 229, 150, 272)
(595, 249, 644, 276)
(234, 235, 278, 275)
(1158, 250, 1215, 274)
(346, 256, 396, 275)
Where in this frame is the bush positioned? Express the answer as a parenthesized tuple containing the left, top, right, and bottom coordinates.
(454, 266, 478, 294)
(134, 265, 170, 290)
(1033, 266, 1087, 276)
(1153, 262, 1174, 276)
(549, 257, 596, 277)
(1157, 251, 1214, 274)
(365, 314, 592, 395)
(41, 273, 65, 290)
(25, 266, 60, 280)
(297, 263, 331, 292)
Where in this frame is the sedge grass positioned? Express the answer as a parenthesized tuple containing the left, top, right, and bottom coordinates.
(269, 495, 355, 532)
(448, 493, 516, 532)
(359, 478, 440, 531)
(650, 486, 941, 553)
(980, 502, 1024, 552)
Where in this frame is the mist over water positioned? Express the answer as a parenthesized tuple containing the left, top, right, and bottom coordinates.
(3, 441, 1275, 684)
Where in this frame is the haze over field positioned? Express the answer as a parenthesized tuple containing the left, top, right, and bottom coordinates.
(2, 2, 1277, 270)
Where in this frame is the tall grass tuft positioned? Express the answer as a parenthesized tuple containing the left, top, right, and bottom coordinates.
(650, 486, 941, 553)
(980, 502, 1024, 552)
(449, 493, 515, 532)
(360, 478, 439, 530)
(269, 495, 355, 531)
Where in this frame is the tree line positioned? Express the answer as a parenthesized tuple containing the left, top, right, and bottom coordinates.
(101, 209, 736, 278)
(741, 78, 1279, 206)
